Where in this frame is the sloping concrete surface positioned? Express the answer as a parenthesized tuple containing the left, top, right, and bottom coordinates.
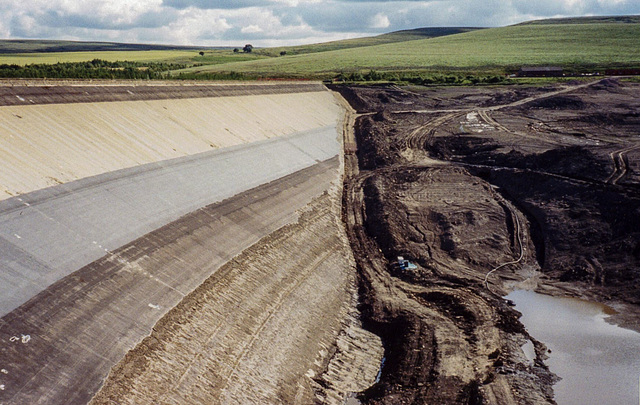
(0, 125, 339, 316)
(0, 89, 339, 198)
(0, 83, 353, 404)
(0, 82, 326, 106)
(0, 158, 342, 405)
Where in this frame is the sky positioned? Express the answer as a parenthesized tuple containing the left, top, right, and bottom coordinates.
(0, 0, 638, 47)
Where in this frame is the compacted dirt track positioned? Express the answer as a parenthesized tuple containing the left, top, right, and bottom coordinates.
(333, 79, 640, 404)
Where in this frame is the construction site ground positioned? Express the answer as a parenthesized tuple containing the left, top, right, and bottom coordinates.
(333, 78, 640, 404)
(2, 79, 639, 405)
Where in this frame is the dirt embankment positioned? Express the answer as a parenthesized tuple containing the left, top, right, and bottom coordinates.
(89, 182, 384, 405)
(333, 79, 640, 404)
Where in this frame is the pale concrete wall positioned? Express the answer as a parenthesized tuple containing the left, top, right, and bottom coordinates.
(0, 91, 340, 198)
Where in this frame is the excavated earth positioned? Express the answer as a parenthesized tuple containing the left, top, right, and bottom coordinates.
(332, 78, 640, 404)
(1, 79, 638, 405)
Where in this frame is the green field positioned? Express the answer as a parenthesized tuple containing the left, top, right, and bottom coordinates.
(1, 16, 639, 81)
(175, 22, 640, 79)
(0, 27, 470, 66)
(255, 27, 480, 57)
(518, 15, 640, 25)
(0, 39, 215, 54)
(0, 50, 208, 65)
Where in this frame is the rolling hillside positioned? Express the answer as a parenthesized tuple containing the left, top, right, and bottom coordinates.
(517, 15, 640, 25)
(256, 27, 482, 57)
(0, 28, 477, 66)
(1, 16, 639, 80)
(176, 19, 640, 78)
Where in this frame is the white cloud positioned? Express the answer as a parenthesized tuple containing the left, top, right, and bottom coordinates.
(597, 0, 626, 4)
(241, 24, 263, 33)
(269, 0, 319, 5)
(370, 12, 391, 29)
(0, 0, 639, 46)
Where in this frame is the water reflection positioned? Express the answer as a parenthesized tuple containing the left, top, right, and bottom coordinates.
(506, 290, 640, 405)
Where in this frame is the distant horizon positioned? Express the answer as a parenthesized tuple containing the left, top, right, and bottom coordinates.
(0, 0, 638, 48)
(0, 26, 486, 50)
(1, 14, 638, 51)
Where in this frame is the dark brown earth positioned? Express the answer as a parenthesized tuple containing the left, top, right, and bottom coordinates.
(332, 79, 640, 404)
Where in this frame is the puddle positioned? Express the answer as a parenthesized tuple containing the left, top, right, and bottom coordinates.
(374, 357, 386, 384)
(506, 289, 640, 405)
(520, 339, 535, 364)
(344, 356, 386, 404)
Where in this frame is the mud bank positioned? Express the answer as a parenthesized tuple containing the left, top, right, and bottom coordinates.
(334, 79, 640, 404)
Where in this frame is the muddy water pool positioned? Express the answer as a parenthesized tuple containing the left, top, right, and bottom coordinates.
(506, 290, 640, 405)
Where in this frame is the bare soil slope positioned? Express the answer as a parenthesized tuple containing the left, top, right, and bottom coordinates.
(333, 79, 640, 404)
(90, 185, 359, 405)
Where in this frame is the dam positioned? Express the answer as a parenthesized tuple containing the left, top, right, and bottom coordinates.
(0, 82, 379, 404)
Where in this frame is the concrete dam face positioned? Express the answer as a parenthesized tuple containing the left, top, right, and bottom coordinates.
(0, 82, 365, 404)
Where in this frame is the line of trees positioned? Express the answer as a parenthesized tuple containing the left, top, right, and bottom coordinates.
(0, 59, 186, 80)
(334, 70, 507, 85)
(173, 71, 247, 80)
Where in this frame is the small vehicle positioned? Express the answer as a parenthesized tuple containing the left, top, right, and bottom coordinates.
(397, 256, 418, 271)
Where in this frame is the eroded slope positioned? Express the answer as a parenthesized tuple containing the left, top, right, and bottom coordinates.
(335, 79, 640, 404)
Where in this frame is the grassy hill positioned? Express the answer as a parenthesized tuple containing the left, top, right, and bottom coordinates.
(1, 16, 639, 81)
(0, 27, 477, 70)
(255, 27, 481, 57)
(517, 15, 640, 25)
(175, 19, 640, 79)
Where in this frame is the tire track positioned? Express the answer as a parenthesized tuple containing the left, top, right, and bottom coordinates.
(606, 144, 640, 184)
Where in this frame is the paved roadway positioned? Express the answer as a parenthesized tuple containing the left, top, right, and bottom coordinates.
(0, 125, 339, 316)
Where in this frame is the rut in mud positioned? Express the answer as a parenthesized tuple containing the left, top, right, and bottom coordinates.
(333, 79, 640, 404)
